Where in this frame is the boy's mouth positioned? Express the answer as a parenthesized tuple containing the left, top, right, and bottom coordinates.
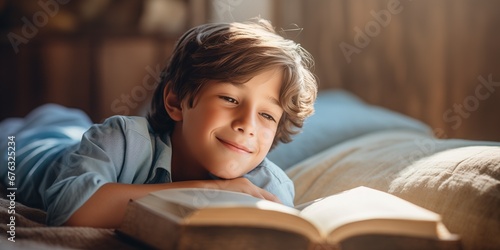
(216, 137, 253, 154)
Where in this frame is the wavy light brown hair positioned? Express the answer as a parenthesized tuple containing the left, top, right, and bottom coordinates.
(147, 18, 317, 148)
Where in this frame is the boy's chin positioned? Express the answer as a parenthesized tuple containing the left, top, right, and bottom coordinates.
(208, 168, 245, 180)
(205, 159, 262, 180)
(208, 172, 240, 180)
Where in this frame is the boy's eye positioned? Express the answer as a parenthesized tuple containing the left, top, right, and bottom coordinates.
(219, 96, 238, 104)
(260, 113, 276, 122)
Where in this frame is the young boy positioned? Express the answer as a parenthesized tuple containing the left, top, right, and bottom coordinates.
(0, 18, 317, 228)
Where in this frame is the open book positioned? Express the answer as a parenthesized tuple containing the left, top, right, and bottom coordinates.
(117, 186, 461, 250)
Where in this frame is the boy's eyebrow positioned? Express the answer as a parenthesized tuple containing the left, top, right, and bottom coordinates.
(225, 82, 281, 108)
(266, 95, 281, 108)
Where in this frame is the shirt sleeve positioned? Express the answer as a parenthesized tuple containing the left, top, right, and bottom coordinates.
(243, 158, 295, 207)
(41, 116, 153, 226)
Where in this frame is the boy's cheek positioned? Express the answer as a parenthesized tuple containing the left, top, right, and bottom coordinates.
(259, 129, 276, 147)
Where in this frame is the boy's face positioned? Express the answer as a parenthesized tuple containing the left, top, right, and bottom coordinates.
(171, 68, 283, 179)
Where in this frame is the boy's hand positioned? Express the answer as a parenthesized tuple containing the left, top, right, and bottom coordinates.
(204, 177, 282, 204)
(65, 178, 281, 228)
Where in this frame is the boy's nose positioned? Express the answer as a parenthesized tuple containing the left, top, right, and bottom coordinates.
(233, 109, 256, 136)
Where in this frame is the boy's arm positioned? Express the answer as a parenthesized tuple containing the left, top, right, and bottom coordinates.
(64, 177, 280, 228)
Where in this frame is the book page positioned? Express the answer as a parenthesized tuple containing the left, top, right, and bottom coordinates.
(150, 188, 295, 212)
(135, 195, 197, 220)
(299, 186, 442, 242)
(148, 188, 322, 241)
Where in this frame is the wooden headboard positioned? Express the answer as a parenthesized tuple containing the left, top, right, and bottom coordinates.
(274, 0, 500, 141)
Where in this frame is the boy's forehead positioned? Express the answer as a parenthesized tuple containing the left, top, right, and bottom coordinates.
(209, 67, 283, 86)
(212, 72, 283, 106)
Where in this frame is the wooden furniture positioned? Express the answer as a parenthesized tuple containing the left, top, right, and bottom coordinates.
(1, 33, 174, 122)
(0, 0, 208, 123)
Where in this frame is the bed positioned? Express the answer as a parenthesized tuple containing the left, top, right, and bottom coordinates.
(1, 90, 499, 250)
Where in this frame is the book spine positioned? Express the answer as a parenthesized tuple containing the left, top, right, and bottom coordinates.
(308, 242, 340, 250)
(118, 200, 181, 249)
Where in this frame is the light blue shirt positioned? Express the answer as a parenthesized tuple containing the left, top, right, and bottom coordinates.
(0, 104, 295, 226)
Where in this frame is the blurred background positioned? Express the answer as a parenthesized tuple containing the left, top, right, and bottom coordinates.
(1, 0, 499, 141)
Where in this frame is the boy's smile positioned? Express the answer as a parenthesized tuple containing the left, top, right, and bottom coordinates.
(168, 68, 284, 181)
(216, 137, 254, 154)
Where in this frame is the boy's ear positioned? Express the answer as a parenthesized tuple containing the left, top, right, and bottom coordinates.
(163, 88, 183, 121)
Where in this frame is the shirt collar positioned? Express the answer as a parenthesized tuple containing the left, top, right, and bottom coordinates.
(147, 132, 173, 183)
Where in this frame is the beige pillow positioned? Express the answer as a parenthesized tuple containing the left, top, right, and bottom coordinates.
(287, 130, 500, 250)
